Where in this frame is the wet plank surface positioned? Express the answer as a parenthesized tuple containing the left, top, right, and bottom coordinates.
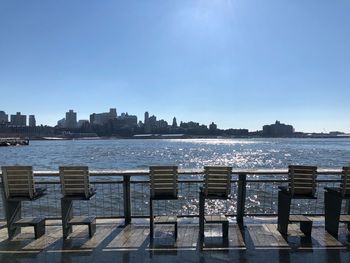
(0, 219, 349, 254)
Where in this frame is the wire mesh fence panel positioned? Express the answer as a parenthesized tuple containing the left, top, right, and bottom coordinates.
(0, 172, 348, 220)
(1, 181, 124, 219)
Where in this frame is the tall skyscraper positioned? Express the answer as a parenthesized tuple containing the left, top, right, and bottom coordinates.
(65, 110, 77, 129)
(144, 111, 150, 133)
(144, 111, 149, 124)
(29, 115, 36, 127)
(172, 117, 177, 128)
(10, 112, 26, 127)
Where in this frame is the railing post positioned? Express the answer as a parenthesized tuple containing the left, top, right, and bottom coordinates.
(123, 175, 131, 225)
(237, 173, 246, 224)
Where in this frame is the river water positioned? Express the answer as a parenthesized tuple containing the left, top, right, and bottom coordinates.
(1, 138, 349, 169)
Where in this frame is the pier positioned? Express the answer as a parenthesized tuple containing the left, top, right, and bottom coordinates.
(0, 168, 349, 262)
(0, 138, 29, 147)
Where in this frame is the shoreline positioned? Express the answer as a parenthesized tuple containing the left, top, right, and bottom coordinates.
(25, 135, 350, 141)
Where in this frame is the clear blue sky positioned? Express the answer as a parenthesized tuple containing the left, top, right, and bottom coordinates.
(0, 0, 349, 132)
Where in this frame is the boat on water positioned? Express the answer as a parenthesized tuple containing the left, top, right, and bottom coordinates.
(0, 138, 29, 147)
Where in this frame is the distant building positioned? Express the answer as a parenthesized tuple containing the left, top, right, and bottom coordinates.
(144, 111, 150, 133)
(180, 121, 200, 129)
(0, 111, 8, 124)
(118, 112, 137, 127)
(57, 118, 66, 127)
(172, 117, 177, 128)
(29, 115, 36, 127)
(77, 119, 89, 128)
(209, 122, 217, 131)
(65, 110, 77, 129)
(144, 112, 149, 124)
(90, 108, 117, 125)
(157, 119, 168, 130)
(262, 120, 294, 137)
(10, 112, 26, 127)
(149, 115, 157, 131)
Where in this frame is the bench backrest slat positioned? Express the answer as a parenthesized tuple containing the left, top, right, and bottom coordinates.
(1, 166, 35, 199)
(204, 166, 232, 198)
(150, 166, 178, 199)
(60, 166, 90, 198)
(288, 165, 317, 196)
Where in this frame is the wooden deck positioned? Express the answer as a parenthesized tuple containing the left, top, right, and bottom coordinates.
(0, 218, 349, 262)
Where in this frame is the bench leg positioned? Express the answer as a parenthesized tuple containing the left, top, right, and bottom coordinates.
(277, 190, 291, 235)
(6, 200, 21, 240)
(199, 190, 205, 241)
(61, 198, 73, 239)
(174, 222, 178, 240)
(324, 191, 342, 237)
(300, 221, 313, 236)
(150, 199, 154, 241)
(34, 220, 46, 239)
(222, 221, 229, 241)
(89, 219, 96, 238)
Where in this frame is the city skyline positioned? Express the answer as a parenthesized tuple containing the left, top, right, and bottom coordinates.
(1, 107, 349, 135)
(1, 1, 349, 133)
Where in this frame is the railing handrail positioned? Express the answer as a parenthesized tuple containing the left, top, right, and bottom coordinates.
(0, 168, 344, 177)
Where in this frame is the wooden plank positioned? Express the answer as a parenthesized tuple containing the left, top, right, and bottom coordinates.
(339, 215, 350, 222)
(228, 225, 245, 247)
(205, 215, 227, 223)
(14, 217, 45, 226)
(264, 224, 289, 247)
(124, 226, 148, 248)
(289, 215, 311, 222)
(68, 216, 95, 225)
(107, 225, 132, 248)
(311, 227, 343, 247)
(176, 225, 191, 247)
(288, 223, 303, 236)
(154, 216, 177, 224)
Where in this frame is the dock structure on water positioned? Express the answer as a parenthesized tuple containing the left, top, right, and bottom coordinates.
(0, 168, 349, 262)
(0, 137, 29, 147)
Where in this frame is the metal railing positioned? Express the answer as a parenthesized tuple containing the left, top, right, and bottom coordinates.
(0, 169, 348, 221)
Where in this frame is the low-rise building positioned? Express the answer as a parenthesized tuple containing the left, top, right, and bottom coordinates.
(90, 108, 117, 125)
(262, 120, 294, 137)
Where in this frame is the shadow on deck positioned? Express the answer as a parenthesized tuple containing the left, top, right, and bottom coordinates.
(0, 218, 349, 263)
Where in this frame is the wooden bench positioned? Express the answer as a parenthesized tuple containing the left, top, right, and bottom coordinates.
(13, 217, 46, 239)
(289, 215, 313, 236)
(149, 166, 178, 241)
(1, 166, 47, 240)
(277, 165, 317, 236)
(59, 166, 96, 239)
(324, 167, 350, 237)
(68, 216, 96, 238)
(199, 166, 232, 244)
